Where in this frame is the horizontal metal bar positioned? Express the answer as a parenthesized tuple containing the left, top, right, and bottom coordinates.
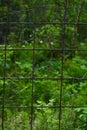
(0, 21, 87, 25)
(0, 105, 87, 109)
(0, 48, 87, 51)
(0, 77, 87, 80)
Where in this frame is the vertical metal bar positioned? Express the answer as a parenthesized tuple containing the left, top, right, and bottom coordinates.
(1, 1, 4, 129)
(58, 1, 68, 130)
(2, 1, 10, 129)
(2, 40, 7, 130)
(30, 23, 35, 130)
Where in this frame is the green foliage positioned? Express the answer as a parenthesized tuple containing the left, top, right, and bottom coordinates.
(5, 110, 30, 130)
(35, 24, 61, 49)
(0, 0, 87, 129)
(34, 99, 58, 130)
(0, 43, 86, 129)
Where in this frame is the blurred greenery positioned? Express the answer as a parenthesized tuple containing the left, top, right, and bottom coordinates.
(0, 0, 87, 129)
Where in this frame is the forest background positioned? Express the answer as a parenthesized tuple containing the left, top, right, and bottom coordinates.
(0, 0, 87, 129)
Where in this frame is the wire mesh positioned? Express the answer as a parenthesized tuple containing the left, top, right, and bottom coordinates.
(0, 0, 87, 130)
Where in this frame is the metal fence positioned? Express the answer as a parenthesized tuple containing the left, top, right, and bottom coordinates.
(0, 0, 87, 130)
